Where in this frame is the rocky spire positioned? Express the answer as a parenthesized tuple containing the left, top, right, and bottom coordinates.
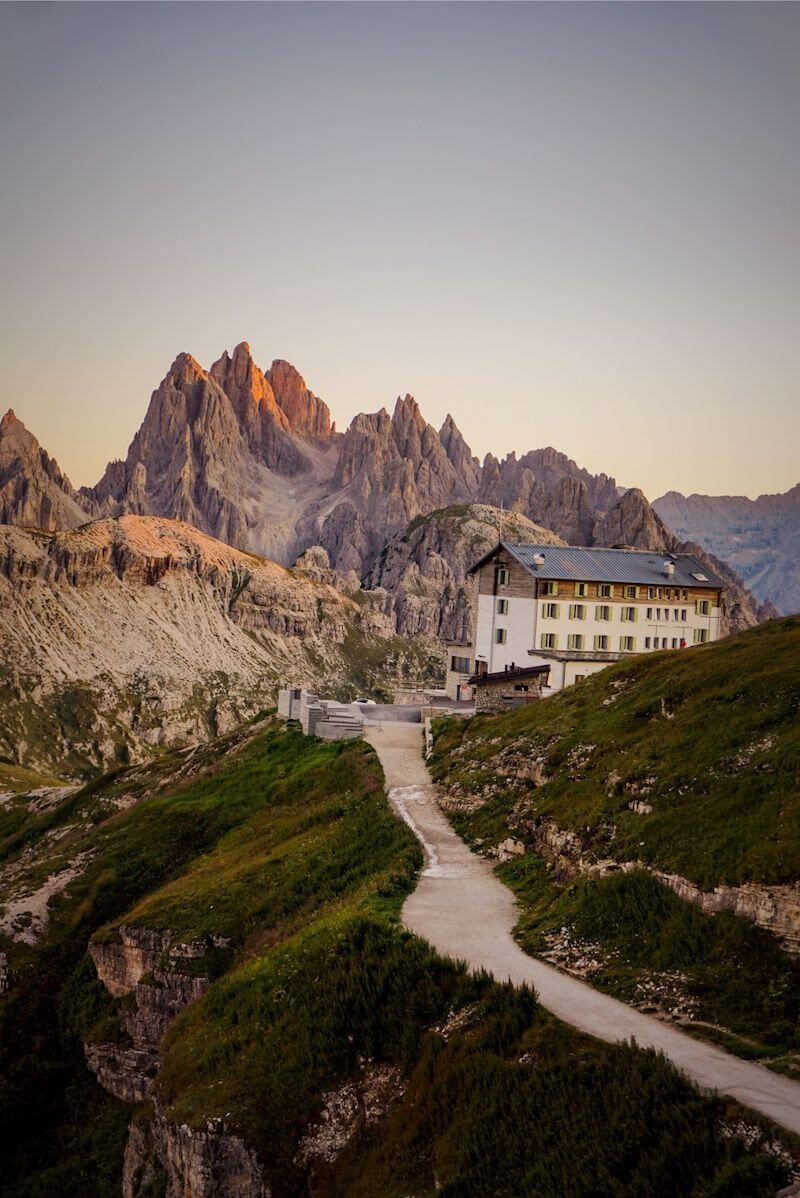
(439, 414, 481, 493)
(266, 359, 333, 438)
(0, 409, 89, 531)
(593, 487, 675, 551)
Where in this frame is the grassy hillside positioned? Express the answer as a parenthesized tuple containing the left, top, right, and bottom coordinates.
(1, 715, 794, 1196)
(430, 616, 800, 1066)
(432, 615, 800, 887)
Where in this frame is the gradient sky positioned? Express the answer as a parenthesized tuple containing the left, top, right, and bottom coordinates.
(1, 2, 798, 499)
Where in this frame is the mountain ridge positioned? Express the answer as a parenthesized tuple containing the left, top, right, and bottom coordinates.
(0, 342, 779, 622)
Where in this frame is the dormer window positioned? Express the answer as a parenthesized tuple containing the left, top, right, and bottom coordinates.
(496, 567, 509, 587)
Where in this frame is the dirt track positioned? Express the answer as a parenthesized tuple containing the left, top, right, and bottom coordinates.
(366, 721, 800, 1136)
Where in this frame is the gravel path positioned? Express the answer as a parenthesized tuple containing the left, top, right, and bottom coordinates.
(366, 722, 800, 1136)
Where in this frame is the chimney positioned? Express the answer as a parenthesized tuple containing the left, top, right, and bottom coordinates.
(533, 553, 545, 567)
(664, 561, 675, 578)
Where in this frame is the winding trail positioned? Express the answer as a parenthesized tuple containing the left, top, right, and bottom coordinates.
(365, 722, 800, 1136)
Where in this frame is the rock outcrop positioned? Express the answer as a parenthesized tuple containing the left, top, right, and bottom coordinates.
(123, 1105, 270, 1198)
(0, 410, 89, 531)
(365, 503, 564, 640)
(593, 487, 674, 551)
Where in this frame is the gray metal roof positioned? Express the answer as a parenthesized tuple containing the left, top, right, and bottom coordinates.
(498, 543, 724, 589)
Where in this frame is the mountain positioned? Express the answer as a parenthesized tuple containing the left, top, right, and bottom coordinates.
(0, 409, 89, 531)
(81, 346, 340, 564)
(1, 718, 787, 1197)
(0, 342, 769, 633)
(0, 515, 436, 777)
(592, 487, 770, 634)
(654, 486, 800, 615)
(365, 503, 564, 640)
(430, 614, 800, 1066)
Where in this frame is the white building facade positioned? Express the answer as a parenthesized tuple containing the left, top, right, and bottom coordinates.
(467, 542, 724, 694)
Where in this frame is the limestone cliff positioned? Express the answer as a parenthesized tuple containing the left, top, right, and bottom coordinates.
(0, 515, 417, 776)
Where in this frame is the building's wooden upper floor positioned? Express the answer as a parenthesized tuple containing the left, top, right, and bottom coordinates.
(468, 542, 724, 608)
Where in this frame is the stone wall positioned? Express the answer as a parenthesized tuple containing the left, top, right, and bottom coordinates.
(474, 674, 545, 714)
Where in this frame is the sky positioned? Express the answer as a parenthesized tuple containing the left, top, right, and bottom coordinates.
(1, 2, 798, 500)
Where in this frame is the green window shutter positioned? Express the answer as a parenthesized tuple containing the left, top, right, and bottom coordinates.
(595, 605, 601, 620)
(630, 637, 636, 650)
(554, 603, 560, 618)
(568, 604, 574, 619)
(632, 607, 638, 622)
(553, 634, 558, 648)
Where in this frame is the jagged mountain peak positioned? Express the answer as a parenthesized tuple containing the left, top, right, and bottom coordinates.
(266, 358, 333, 438)
(0, 406, 89, 531)
(1, 408, 24, 433)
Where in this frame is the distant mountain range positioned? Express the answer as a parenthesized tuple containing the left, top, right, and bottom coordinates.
(654, 487, 800, 615)
(0, 342, 784, 635)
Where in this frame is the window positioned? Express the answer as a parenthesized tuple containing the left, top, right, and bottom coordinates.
(663, 609, 669, 621)
(595, 605, 611, 621)
(574, 674, 586, 683)
(567, 633, 584, 650)
(496, 567, 509, 586)
(598, 583, 612, 598)
(541, 632, 558, 649)
(681, 609, 687, 621)
(494, 628, 507, 644)
(542, 581, 558, 596)
(450, 654, 472, 673)
(574, 582, 588, 597)
(619, 636, 636, 652)
(543, 602, 560, 619)
(621, 606, 637, 622)
(594, 634, 609, 650)
(694, 628, 708, 645)
(653, 637, 660, 648)
(644, 637, 651, 648)
(674, 609, 680, 620)
(647, 586, 654, 599)
(569, 603, 586, 620)
(681, 589, 689, 600)
(656, 608, 661, 620)
(496, 598, 508, 615)
(696, 599, 711, 616)
(671, 637, 678, 648)
(647, 607, 653, 619)
(623, 585, 638, 599)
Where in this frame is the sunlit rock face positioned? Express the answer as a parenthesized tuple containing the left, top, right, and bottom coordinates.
(1, 342, 768, 629)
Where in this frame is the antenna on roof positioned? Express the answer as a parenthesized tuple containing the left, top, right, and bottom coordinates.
(499, 501, 504, 543)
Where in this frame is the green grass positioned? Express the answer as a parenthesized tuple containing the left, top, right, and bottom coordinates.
(431, 616, 800, 1065)
(0, 760, 66, 793)
(431, 615, 800, 888)
(159, 918, 788, 1198)
(2, 708, 795, 1196)
(1, 720, 416, 1197)
(502, 862, 800, 1058)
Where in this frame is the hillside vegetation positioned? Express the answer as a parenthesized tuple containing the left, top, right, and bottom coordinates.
(430, 616, 800, 1066)
(0, 717, 793, 1197)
